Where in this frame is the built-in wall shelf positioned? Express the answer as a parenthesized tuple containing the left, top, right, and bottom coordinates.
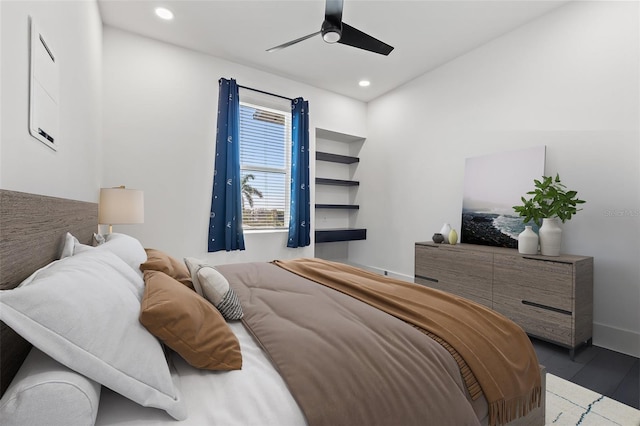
(316, 178, 359, 186)
(316, 228, 367, 243)
(316, 128, 365, 143)
(316, 151, 359, 164)
(314, 128, 366, 249)
(315, 204, 360, 210)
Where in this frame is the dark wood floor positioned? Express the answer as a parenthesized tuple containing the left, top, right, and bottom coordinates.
(530, 337, 639, 409)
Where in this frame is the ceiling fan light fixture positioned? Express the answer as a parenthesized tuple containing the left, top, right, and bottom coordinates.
(322, 30, 341, 43)
(321, 19, 342, 43)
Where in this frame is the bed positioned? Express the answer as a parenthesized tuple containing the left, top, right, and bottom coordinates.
(0, 190, 545, 426)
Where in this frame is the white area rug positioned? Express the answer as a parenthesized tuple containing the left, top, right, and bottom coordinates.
(546, 373, 640, 425)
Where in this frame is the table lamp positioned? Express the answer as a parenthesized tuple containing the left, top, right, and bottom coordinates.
(98, 186, 144, 234)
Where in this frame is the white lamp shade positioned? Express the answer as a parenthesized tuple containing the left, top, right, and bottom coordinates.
(99, 188, 144, 225)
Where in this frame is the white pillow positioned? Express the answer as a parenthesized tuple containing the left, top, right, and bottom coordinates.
(102, 233, 147, 270)
(64, 232, 147, 278)
(0, 250, 186, 420)
(0, 348, 101, 426)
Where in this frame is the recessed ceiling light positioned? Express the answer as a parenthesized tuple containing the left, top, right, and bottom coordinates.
(359, 80, 371, 87)
(155, 7, 174, 20)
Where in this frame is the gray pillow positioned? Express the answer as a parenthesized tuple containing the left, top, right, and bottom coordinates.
(0, 348, 101, 426)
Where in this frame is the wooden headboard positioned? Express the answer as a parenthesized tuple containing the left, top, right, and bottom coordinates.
(0, 189, 98, 395)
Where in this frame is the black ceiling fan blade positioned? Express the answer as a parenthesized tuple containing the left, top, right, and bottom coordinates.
(266, 31, 321, 52)
(325, 0, 343, 24)
(338, 22, 394, 56)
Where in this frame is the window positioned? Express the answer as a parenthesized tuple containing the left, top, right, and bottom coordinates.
(238, 97, 291, 230)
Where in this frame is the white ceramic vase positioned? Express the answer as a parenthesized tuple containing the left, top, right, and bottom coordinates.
(440, 223, 451, 244)
(539, 218, 562, 256)
(517, 226, 538, 255)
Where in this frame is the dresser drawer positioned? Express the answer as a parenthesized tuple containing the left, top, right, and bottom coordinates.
(493, 294, 573, 346)
(415, 276, 492, 309)
(494, 254, 574, 312)
(415, 245, 492, 282)
(415, 244, 493, 304)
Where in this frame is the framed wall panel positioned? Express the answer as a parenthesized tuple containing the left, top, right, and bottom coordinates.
(29, 18, 59, 151)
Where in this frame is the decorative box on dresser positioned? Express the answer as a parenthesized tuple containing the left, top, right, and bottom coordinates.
(415, 242, 593, 359)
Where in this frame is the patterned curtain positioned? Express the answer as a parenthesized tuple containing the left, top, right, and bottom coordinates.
(208, 78, 245, 252)
(287, 97, 311, 248)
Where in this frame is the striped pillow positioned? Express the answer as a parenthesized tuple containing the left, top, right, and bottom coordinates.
(184, 258, 243, 320)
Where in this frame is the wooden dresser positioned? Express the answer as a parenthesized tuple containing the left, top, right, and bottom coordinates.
(415, 242, 593, 359)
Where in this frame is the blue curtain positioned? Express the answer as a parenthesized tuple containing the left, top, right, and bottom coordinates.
(287, 98, 310, 248)
(208, 78, 245, 252)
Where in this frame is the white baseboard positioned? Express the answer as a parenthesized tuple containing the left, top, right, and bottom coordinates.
(593, 322, 640, 358)
(349, 262, 414, 283)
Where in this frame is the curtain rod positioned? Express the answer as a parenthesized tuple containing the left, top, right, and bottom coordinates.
(238, 84, 293, 102)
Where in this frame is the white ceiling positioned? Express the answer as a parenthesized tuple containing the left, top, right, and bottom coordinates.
(98, 0, 568, 102)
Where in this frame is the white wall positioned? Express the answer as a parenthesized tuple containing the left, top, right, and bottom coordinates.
(102, 27, 367, 263)
(3, 1, 635, 357)
(0, 0, 102, 202)
(355, 1, 639, 356)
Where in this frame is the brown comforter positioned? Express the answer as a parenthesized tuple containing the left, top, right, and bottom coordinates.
(273, 258, 542, 426)
(219, 261, 483, 426)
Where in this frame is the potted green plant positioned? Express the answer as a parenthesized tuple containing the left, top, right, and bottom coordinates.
(513, 174, 586, 256)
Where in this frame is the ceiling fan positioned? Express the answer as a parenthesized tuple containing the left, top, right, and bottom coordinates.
(266, 0, 394, 56)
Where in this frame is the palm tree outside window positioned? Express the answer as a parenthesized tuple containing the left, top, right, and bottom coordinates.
(241, 173, 263, 210)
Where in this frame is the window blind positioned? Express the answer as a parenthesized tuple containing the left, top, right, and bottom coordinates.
(239, 101, 291, 229)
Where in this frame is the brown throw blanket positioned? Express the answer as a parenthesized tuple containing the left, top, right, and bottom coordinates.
(274, 258, 541, 426)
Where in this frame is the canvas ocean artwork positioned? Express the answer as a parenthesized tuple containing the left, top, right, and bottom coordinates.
(461, 146, 546, 248)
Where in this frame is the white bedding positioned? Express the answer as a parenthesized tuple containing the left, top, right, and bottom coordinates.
(95, 322, 307, 425)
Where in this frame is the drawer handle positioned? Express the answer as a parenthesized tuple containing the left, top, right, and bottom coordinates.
(415, 274, 439, 283)
(521, 256, 573, 265)
(522, 300, 571, 316)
